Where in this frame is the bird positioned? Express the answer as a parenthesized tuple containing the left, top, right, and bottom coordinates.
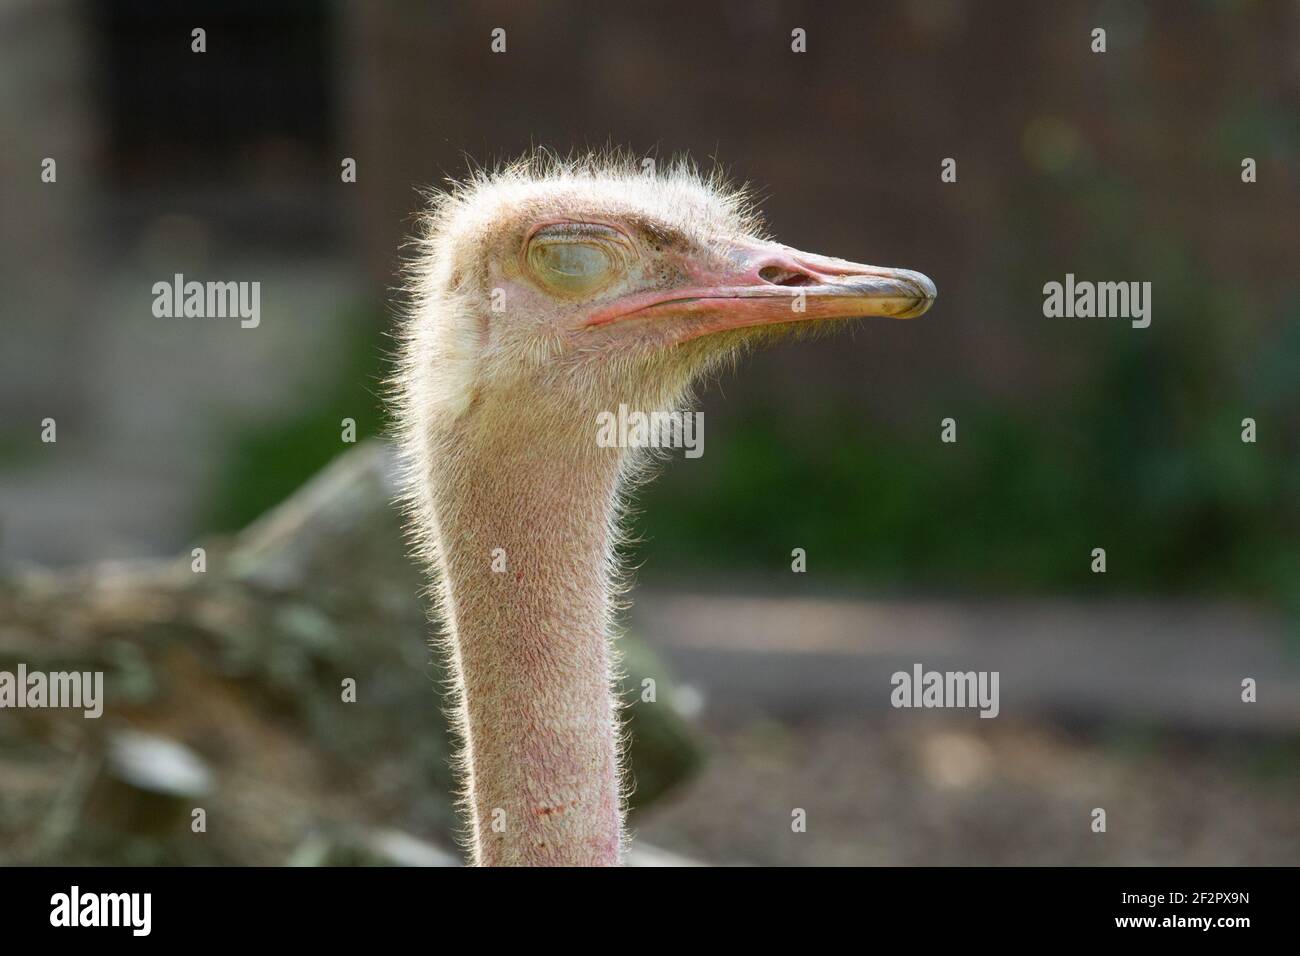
(392, 151, 935, 866)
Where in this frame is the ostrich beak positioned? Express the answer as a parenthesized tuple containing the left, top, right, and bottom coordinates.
(584, 240, 936, 341)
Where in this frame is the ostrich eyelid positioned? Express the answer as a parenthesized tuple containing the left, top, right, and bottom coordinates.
(523, 221, 639, 265)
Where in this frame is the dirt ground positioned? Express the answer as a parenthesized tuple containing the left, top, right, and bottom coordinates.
(633, 712, 1300, 866)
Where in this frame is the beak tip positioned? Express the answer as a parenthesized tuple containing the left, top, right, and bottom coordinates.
(900, 270, 937, 318)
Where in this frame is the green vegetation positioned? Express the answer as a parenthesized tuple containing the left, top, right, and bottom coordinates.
(202, 309, 393, 534)
(636, 302, 1299, 605)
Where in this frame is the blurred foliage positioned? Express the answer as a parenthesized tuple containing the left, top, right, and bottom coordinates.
(0, 432, 32, 469)
(637, 311, 1299, 607)
(637, 241, 1300, 610)
(202, 307, 393, 534)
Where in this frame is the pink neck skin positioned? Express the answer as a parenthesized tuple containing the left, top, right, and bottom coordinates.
(430, 421, 626, 866)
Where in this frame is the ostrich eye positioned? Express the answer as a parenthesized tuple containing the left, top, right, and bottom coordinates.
(536, 242, 611, 281)
(526, 225, 628, 296)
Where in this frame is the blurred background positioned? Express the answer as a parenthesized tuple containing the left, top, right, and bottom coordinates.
(1, 0, 1298, 865)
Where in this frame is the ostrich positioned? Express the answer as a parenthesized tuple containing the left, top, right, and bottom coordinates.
(393, 153, 935, 866)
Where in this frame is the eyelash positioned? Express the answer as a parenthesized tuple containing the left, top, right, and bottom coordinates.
(532, 223, 625, 242)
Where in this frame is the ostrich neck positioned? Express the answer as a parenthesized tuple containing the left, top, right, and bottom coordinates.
(430, 409, 627, 866)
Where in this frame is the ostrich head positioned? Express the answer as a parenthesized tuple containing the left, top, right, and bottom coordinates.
(394, 153, 934, 866)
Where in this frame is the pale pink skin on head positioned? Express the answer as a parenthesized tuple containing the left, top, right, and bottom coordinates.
(394, 156, 934, 866)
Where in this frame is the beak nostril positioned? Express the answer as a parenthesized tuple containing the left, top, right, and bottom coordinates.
(758, 266, 815, 287)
